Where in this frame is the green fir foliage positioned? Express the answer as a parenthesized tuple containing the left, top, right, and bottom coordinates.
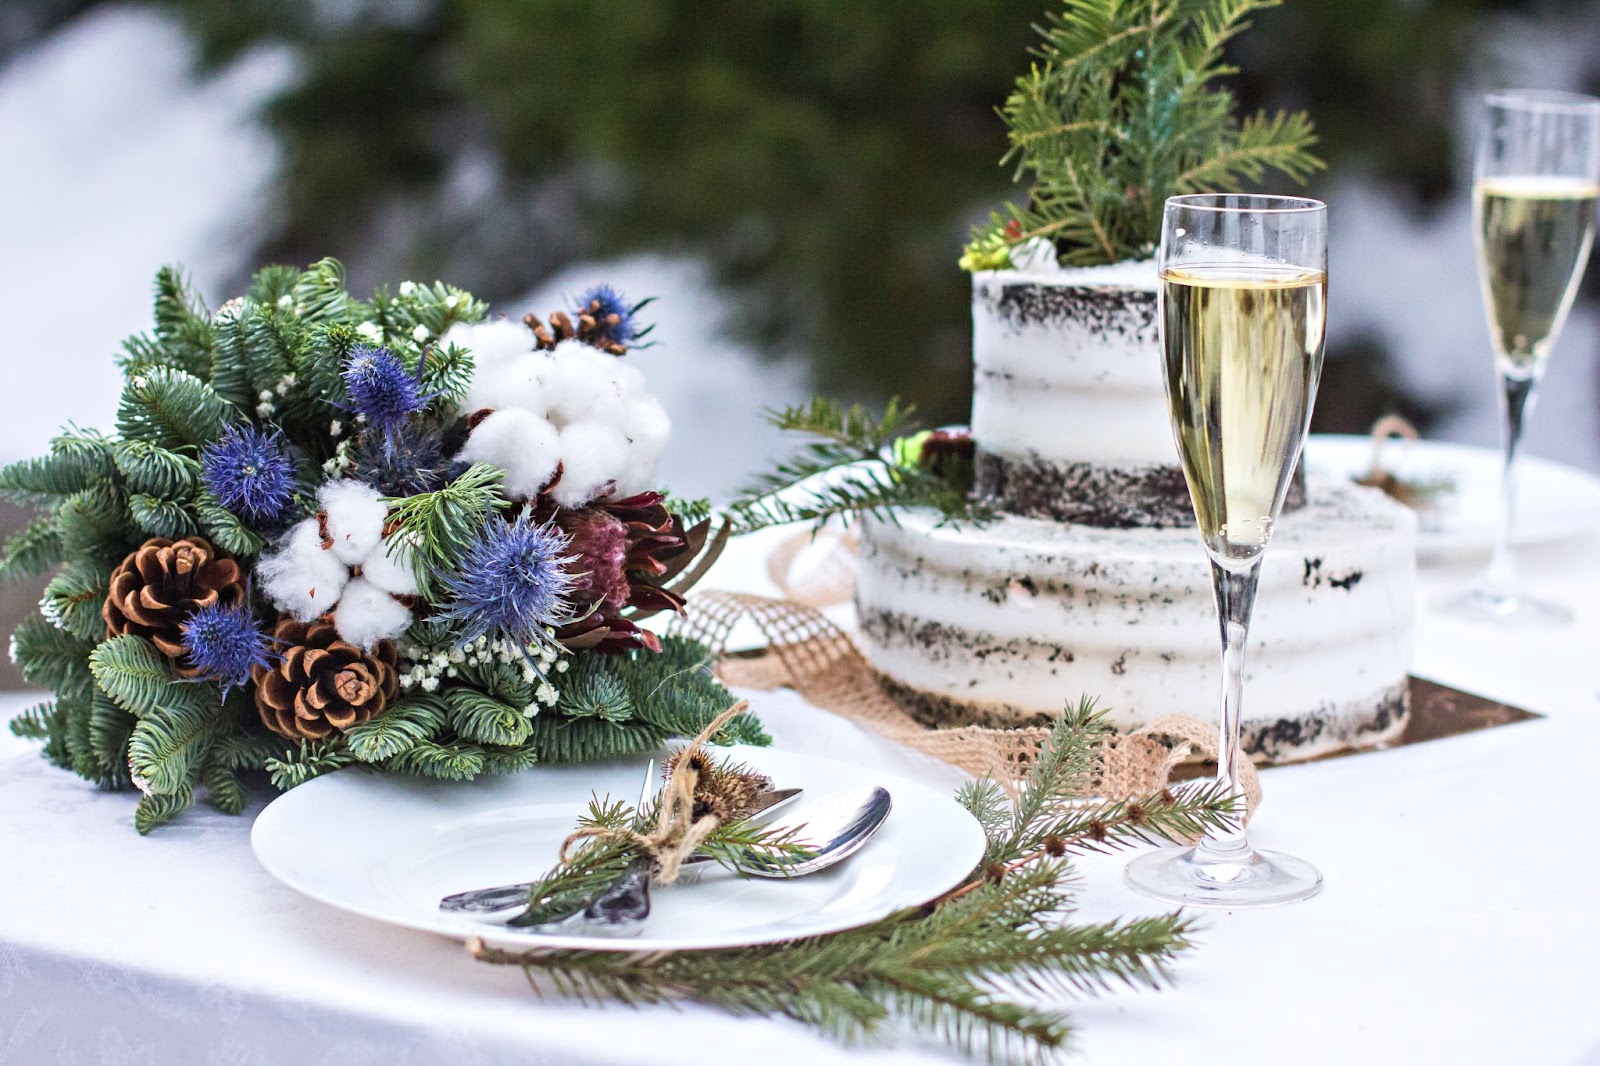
(964, 0, 1322, 269)
(479, 710, 1238, 1065)
(728, 398, 990, 533)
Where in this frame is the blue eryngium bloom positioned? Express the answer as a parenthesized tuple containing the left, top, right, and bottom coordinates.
(437, 512, 576, 651)
(180, 603, 274, 694)
(201, 424, 295, 525)
(343, 345, 435, 441)
(575, 283, 646, 347)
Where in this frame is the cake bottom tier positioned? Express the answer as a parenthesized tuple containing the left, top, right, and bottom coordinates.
(854, 479, 1417, 763)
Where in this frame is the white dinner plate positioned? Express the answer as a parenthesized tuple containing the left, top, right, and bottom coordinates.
(1303, 434, 1600, 558)
(251, 743, 986, 952)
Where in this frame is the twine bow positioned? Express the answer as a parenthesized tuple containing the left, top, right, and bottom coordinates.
(558, 700, 750, 885)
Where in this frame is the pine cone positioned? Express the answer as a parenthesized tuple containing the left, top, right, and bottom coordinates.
(251, 618, 399, 740)
(102, 536, 246, 666)
(524, 304, 628, 355)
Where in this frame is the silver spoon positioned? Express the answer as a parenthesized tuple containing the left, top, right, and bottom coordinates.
(578, 785, 893, 934)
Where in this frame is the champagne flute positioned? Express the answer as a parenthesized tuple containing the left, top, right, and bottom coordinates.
(1443, 90, 1600, 625)
(1125, 194, 1327, 908)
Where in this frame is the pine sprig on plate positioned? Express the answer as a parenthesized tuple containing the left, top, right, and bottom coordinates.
(473, 709, 1237, 1065)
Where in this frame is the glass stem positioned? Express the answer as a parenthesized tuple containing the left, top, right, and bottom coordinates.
(1485, 369, 1539, 599)
(1197, 557, 1261, 862)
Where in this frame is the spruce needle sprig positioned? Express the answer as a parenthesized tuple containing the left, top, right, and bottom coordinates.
(724, 397, 990, 534)
(473, 708, 1235, 1065)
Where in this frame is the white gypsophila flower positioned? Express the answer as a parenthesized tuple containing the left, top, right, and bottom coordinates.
(329, 420, 343, 437)
(333, 577, 413, 650)
(412, 324, 430, 343)
(256, 402, 275, 417)
(399, 280, 417, 296)
(258, 519, 350, 621)
(317, 480, 388, 566)
(277, 294, 294, 310)
(356, 321, 384, 343)
(456, 409, 561, 498)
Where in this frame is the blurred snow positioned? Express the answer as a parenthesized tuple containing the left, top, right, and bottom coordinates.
(0, 5, 292, 465)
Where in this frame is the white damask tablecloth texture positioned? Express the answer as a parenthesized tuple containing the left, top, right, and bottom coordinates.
(2, 525, 1599, 1066)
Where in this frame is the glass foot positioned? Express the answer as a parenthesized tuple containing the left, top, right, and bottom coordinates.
(1435, 585, 1572, 627)
(1125, 844, 1322, 908)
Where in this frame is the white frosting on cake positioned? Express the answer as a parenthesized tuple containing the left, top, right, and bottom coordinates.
(972, 261, 1175, 468)
(857, 264, 1420, 762)
(856, 479, 1417, 761)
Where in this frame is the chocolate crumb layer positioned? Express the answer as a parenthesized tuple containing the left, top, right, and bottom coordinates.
(873, 667, 1409, 764)
(975, 450, 1309, 528)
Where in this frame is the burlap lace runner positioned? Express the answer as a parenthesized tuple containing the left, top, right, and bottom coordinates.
(676, 590, 1259, 819)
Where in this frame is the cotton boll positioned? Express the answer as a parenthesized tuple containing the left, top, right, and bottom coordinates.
(457, 408, 561, 499)
(610, 360, 648, 402)
(550, 421, 630, 507)
(258, 519, 349, 621)
(463, 351, 549, 415)
(317, 480, 388, 565)
(361, 536, 420, 596)
(615, 396, 671, 495)
(541, 342, 622, 427)
(442, 319, 535, 367)
(333, 577, 413, 650)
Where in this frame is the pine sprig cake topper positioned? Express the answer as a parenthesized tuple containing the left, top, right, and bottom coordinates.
(961, 0, 1324, 272)
(2, 258, 763, 832)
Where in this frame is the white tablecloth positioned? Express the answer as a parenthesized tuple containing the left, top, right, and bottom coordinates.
(2, 527, 1598, 1066)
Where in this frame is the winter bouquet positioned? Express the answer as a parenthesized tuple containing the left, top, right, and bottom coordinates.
(2, 258, 764, 832)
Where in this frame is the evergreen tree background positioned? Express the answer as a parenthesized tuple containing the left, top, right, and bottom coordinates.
(0, 0, 1595, 693)
(11, 0, 1579, 430)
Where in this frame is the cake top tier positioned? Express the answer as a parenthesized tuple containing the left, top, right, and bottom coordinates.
(969, 261, 1307, 528)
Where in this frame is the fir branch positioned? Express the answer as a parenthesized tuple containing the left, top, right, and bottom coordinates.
(148, 265, 216, 380)
(112, 440, 201, 499)
(116, 367, 233, 452)
(8, 701, 57, 740)
(12, 614, 94, 702)
(39, 560, 113, 644)
(478, 697, 1238, 1065)
(967, 0, 1323, 268)
(0, 516, 64, 585)
(135, 787, 196, 835)
(343, 695, 448, 762)
(126, 687, 221, 796)
(88, 635, 183, 719)
(265, 740, 353, 790)
(446, 688, 534, 747)
(726, 398, 987, 535)
(382, 737, 487, 781)
(128, 493, 201, 539)
(383, 463, 509, 595)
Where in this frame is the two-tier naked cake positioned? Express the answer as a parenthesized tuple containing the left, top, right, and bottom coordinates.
(854, 262, 1417, 763)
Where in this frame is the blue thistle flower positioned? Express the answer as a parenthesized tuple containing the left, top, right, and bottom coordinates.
(574, 284, 648, 348)
(437, 512, 576, 651)
(180, 603, 274, 694)
(349, 418, 452, 497)
(201, 425, 296, 525)
(343, 345, 435, 440)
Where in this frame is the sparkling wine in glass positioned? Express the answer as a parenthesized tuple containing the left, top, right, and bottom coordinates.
(1125, 194, 1327, 908)
(1442, 90, 1600, 625)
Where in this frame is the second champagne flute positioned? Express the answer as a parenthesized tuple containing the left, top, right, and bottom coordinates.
(1125, 194, 1327, 908)
(1443, 89, 1600, 624)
